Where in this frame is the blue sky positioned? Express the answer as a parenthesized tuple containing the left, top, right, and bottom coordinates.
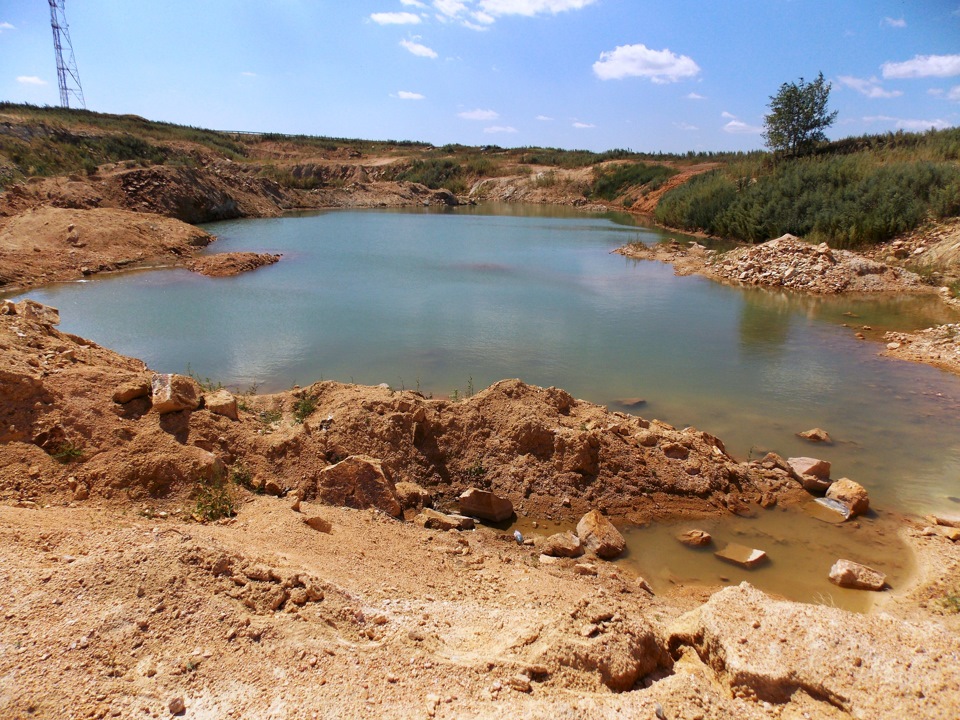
(2, 1, 959, 153)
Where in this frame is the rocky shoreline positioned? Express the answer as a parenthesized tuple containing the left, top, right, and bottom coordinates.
(1, 300, 959, 717)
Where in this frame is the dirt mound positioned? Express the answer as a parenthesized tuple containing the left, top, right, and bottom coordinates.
(188, 252, 280, 277)
(0, 302, 806, 523)
(0, 205, 212, 291)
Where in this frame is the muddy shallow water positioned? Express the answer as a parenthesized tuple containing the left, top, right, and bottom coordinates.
(11, 204, 960, 607)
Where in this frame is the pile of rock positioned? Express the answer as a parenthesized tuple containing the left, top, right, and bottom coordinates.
(883, 323, 960, 376)
(707, 234, 925, 294)
(786, 456, 870, 519)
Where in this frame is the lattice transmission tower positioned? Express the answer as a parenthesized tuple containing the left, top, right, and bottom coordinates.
(48, 0, 85, 108)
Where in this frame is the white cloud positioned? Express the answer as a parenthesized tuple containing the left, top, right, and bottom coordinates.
(478, 0, 597, 16)
(572, 121, 595, 128)
(429, 0, 594, 29)
(396, 90, 425, 100)
(723, 120, 763, 134)
(0, 21, 14, 32)
(402, 0, 428, 7)
(721, 111, 736, 119)
(837, 75, 902, 99)
(535, 114, 553, 121)
(949, 85, 960, 101)
(882, 17, 906, 28)
(676, 122, 698, 131)
(882, 54, 960, 79)
(897, 118, 950, 131)
(16, 76, 46, 86)
(484, 125, 517, 133)
(400, 39, 438, 58)
(240, 71, 257, 77)
(593, 43, 700, 83)
(371, 12, 422, 25)
(863, 114, 951, 130)
(458, 108, 499, 120)
(928, 88, 945, 97)
(686, 92, 705, 100)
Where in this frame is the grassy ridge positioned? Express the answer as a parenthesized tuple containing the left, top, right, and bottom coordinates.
(654, 128, 960, 247)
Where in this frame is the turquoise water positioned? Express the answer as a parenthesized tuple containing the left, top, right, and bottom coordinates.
(12, 204, 960, 517)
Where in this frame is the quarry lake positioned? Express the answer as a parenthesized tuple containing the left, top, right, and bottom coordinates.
(19, 204, 960, 527)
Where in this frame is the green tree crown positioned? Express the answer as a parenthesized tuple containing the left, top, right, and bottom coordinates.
(763, 72, 838, 157)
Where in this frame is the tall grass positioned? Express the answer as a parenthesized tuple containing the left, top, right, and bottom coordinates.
(588, 163, 677, 201)
(655, 127, 960, 247)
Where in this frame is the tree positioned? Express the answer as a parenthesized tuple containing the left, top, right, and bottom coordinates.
(763, 72, 838, 157)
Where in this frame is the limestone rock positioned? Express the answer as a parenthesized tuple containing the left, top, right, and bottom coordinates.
(829, 559, 886, 591)
(304, 516, 332, 533)
(576, 509, 626, 559)
(13, 299, 60, 325)
(315, 455, 402, 518)
(715, 543, 767, 568)
(797, 427, 831, 443)
(678, 529, 712, 547)
(541, 531, 584, 558)
(150, 373, 200, 414)
(669, 583, 951, 715)
(788, 456, 831, 479)
(458, 488, 514, 522)
(204, 389, 238, 421)
(395, 481, 432, 511)
(112, 376, 151, 404)
(414, 508, 474, 531)
(825, 478, 869, 517)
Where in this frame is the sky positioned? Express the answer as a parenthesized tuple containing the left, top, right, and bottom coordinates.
(1, 1, 959, 153)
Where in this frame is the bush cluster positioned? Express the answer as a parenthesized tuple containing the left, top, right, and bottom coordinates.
(655, 128, 960, 247)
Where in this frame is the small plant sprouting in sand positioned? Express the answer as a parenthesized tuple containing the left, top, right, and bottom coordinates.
(466, 376, 475, 398)
(293, 394, 318, 424)
(192, 470, 236, 522)
(258, 407, 283, 430)
(450, 388, 460, 403)
(466, 461, 486, 478)
(938, 589, 960, 614)
(230, 461, 262, 494)
(52, 441, 84, 464)
(185, 363, 222, 392)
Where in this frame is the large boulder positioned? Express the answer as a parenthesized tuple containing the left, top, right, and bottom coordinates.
(150, 373, 200, 414)
(8, 299, 61, 325)
(315, 455, 402, 518)
(829, 559, 886, 591)
(668, 583, 952, 716)
(204, 389, 239, 421)
(458, 488, 514, 522)
(541, 531, 584, 558)
(414, 508, 474, 531)
(787, 456, 832, 493)
(576, 510, 626, 559)
(112, 376, 152, 404)
(825, 478, 869, 517)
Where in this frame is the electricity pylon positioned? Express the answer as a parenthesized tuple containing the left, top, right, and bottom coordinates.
(48, 0, 85, 109)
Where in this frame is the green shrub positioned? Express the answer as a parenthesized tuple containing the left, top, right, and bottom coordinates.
(588, 163, 677, 201)
(655, 143, 960, 247)
(293, 394, 317, 424)
(192, 471, 236, 521)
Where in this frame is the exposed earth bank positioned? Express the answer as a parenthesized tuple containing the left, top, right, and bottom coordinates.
(1, 303, 959, 718)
